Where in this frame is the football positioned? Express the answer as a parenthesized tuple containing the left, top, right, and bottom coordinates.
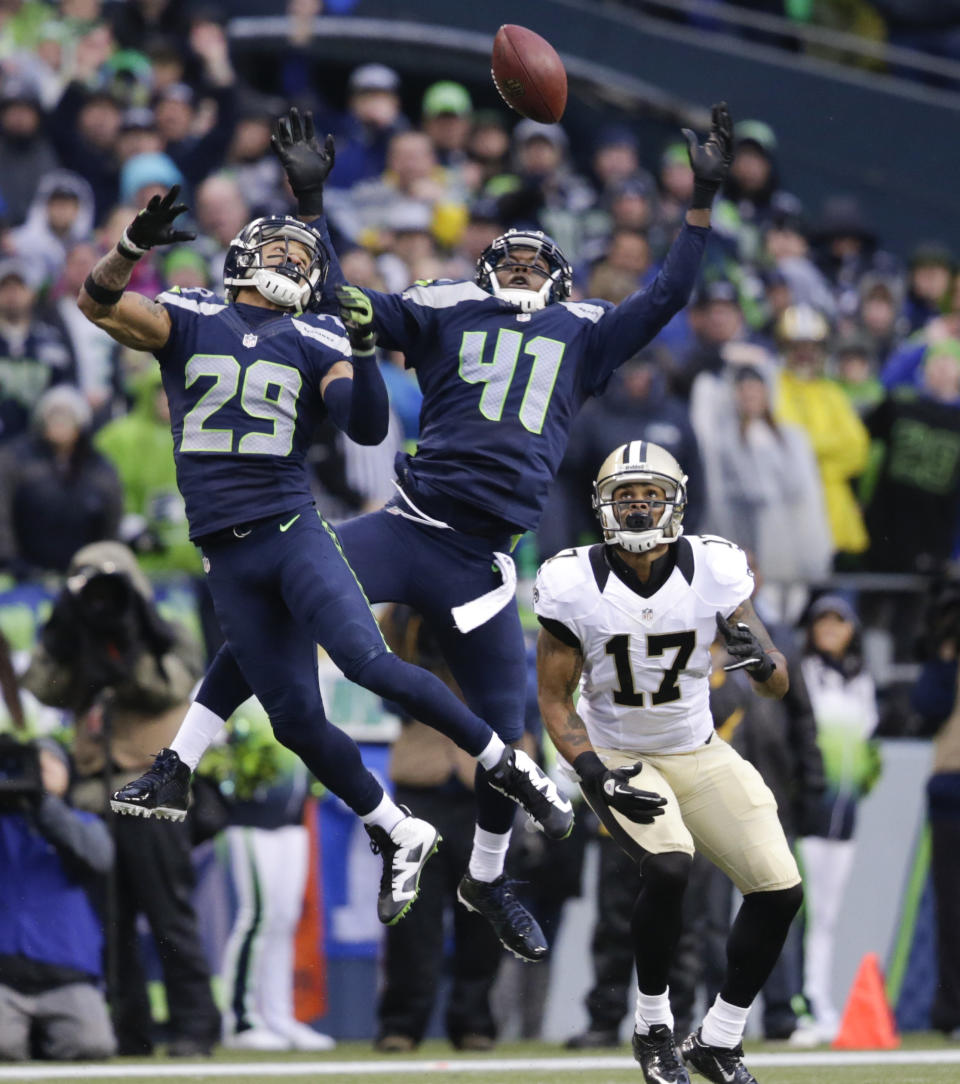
(491, 24, 567, 125)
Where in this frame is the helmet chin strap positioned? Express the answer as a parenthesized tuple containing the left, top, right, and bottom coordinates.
(252, 268, 308, 309)
(489, 277, 553, 312)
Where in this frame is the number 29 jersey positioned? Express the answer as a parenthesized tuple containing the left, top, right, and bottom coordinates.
(534, 536, 755, 755)
(153, 289, 351, 539)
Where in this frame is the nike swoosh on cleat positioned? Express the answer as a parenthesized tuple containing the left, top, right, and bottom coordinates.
(279, 514, 301, 533)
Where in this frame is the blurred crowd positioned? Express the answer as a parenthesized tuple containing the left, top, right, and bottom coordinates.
(0, 0, 959, 1063)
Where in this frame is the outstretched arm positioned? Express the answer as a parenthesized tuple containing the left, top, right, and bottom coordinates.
(78, 187, 195, 351)
(584, 103, 734, 393)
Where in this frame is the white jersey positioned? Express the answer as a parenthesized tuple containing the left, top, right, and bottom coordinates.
(534, 535, 755, 754)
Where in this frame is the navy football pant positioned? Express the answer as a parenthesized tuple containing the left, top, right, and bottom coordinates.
(198, 505, 492, 817)
(197, 504, 526, 833)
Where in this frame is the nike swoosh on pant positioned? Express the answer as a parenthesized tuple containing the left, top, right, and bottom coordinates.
(279, 514, 301, 532)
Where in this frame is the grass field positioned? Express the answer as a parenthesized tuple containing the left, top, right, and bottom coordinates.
(4, 1036, 960, 1084)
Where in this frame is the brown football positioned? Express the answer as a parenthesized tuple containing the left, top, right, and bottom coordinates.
(491, 24, 567, 125)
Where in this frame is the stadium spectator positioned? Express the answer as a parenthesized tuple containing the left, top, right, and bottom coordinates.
(759, 195, 836, 320)
(861, 339, 960, 574)
(656, 139, 695, 237)
(49, 83, 122, 223)
(8, 169, 96, 289)
(0, 257, 76, 444)
(119, 148, 184, 210)
(0, 385, 122, 578)
(191, 172, 251, 285)
(420, 80, 473, 169)
(903, 242, 955, 333)
(698, 364, 832, 587)
(23, 541, 222, 1056)
(796, 594, 880, 1044)
(466, 110, 511, 193)
(108, 0, 190, 55)
(373, 606, 503, 1054)
(0, 736, 117, 1061)
(772, 304, 871, 567)
(115, 106, 163, 164)
(854, 272, 907, 363)
(327, 63, 408, 191)
(225, 106, 287, 217)
(591, 125, 654, 199)
(832, 333, 884, 417)
(672, 279, 756, 401)
(0, 76, 57, 225)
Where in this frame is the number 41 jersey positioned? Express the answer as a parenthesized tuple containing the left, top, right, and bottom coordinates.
(534, 536, 755, 755)
(153, 288, 351, 539)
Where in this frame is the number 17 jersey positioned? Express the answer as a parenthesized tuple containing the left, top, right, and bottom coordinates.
(534, 536, 755, 754)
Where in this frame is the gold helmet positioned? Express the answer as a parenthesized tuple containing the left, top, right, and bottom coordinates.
(592, 441, 687, 554)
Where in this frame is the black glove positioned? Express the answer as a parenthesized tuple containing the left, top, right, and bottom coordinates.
(335, 284, 376, 355)
(681, 101, 734, 210)
(715, 611, 776, 682)
(120, 186, 196, 258)
(574, 752, 667, 825)
(271, 107, 335, 217)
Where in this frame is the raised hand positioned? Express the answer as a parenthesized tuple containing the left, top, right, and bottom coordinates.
(271, 107, 335, 216)
(335, 284, 376, 354)
(715, 611, 775, 681)
(121, 186, 196, 255)
(681, 101, 734, 210)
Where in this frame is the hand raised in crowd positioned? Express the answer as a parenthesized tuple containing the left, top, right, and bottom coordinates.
(271, 107, 336, 216)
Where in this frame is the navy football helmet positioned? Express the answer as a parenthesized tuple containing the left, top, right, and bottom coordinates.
(223, 216, 329, 310)
(475, 229, 572, 312)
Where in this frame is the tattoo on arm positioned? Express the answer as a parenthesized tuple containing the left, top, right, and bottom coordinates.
(727, 597, 777, 654)
(537, 628, 592, 759)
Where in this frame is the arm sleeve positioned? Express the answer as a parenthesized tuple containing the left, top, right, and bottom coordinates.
(583, 223, 709, 396)
(308, 214, 431, 355)
(33, 796, 114, 876)
(322, 357, 390, 446)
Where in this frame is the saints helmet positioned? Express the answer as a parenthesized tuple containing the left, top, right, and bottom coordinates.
(475, 228, 572, 312)
(223, 215, 329, 310)
(592, 441, 687, 554)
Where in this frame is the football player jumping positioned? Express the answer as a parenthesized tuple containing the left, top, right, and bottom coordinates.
(114, 100, 733, 961)
(535, 442, 801, 1084)
(79, 199, 574, 930)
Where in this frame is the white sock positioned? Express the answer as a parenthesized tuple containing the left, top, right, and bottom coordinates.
(635, 988, 674, 1035)
(467, 826, 511, 881)
(477, 733, 507, 771)
(360, 793, 404, 835)
(700, 995, 751, 1049)
(170, 701, 227, 771)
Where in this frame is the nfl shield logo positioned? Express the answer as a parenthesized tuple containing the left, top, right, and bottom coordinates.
(242, 333, 258, 348)
(640, 607, 654, 623)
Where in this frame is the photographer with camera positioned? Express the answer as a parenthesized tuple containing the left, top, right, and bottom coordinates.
(22, 541, 222, 1057)
(0, 735, 117, 1060)
(913, 577, 960, 1037)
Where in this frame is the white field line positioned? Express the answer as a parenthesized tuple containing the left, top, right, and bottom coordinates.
(4, 1050, 960, 1079)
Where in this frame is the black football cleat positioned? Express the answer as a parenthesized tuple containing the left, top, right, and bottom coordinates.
(680, 1029, 758, 1084)
(365, 810, 440, 925)
(110, 748, 191, 821)
(486, 747, 573, 840)
(457, 872, 548, 962)
(632, 1025, 692, 1084)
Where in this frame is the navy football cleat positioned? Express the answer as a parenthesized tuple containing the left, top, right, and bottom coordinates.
(486, 747, 573, 840)
(457, 872, 548, 962)
(110, 748, 191, 821)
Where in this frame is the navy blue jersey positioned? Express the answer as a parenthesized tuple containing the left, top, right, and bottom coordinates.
(153, 288, 351, 538)
(318, 218, 707, 532)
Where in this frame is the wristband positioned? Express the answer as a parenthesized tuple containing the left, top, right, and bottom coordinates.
(349, 345, 377, 360)
(117, 228, 148, 261)
(296, 189, 325, 217)
(572, 750, 606, 784)
(690, 179, 720, 211)
(83, 274, 124, 306)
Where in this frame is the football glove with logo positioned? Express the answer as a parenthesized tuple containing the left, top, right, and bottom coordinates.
(271, 107, 335, 217)
(681, 101, 734, 210)
(118, 186, 195, 259)
(574, 752, 666, 825)
(335, 285, 376, 355)
(715, 611, 776, 682)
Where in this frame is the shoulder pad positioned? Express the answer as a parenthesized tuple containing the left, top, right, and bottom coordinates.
(534, 547, 599, 621)
(401, 279, 490, 308)
(687, 535, 755, 609)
